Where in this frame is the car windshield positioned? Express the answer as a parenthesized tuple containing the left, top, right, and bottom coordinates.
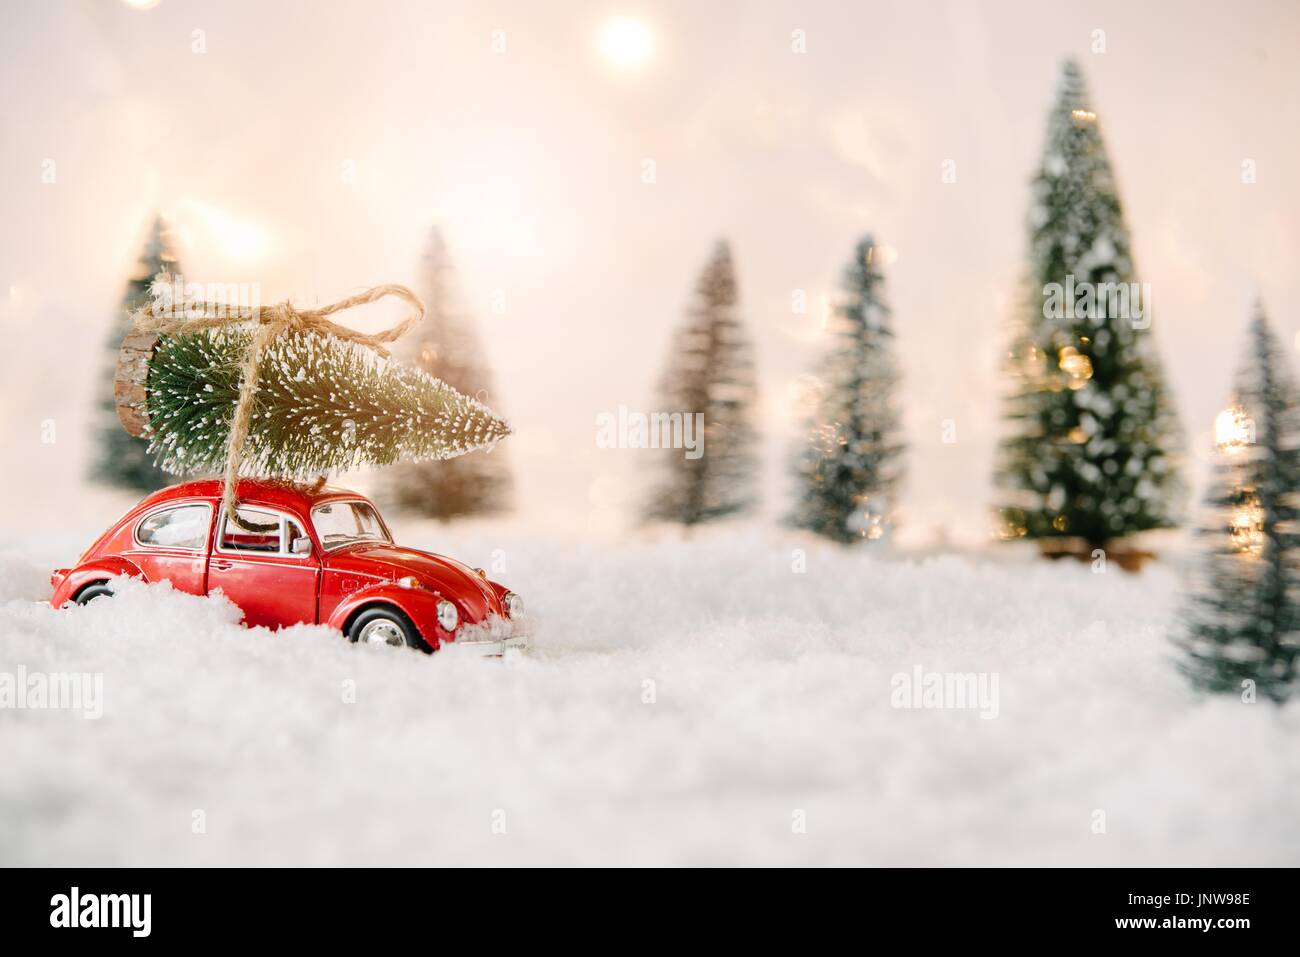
(310, 501, 390, 550)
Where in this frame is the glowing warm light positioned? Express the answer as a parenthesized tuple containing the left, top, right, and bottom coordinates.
(1215, 405, 1253, 454)
(848, 498, 888, 540)
(992, 510, 1029, 541)
(1071, 109, 1097, 123)
(177, 199, 269, 261)
(1058, 346, 1093, 388)
(1068, 426, 1088, 443)
(1230, 494, 1265, 556)
(121, 0, 161, 9)
(598, 18, 654, 70)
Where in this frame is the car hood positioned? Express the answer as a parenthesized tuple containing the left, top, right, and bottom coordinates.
(325, 543, 501, 621)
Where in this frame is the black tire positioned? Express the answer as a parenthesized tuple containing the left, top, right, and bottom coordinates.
(75, 582, 114, 605)
(346, 606, 431, 653)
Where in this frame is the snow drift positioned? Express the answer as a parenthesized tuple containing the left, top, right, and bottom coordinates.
(1, 527, 1296, 866)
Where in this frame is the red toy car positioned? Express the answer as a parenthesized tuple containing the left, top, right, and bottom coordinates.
(49, 478, 527, 655)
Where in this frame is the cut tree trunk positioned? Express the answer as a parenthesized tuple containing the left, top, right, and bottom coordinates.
(113, 329, 160, 438)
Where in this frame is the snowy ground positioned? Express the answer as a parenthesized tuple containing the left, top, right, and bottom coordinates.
(1, 523, 1297, 866)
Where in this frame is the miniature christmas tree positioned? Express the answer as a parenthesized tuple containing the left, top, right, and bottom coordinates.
(788, 236, 904, 543)
(643, 240, 759, 526)
(114, 281, 511, 486)
(994, 60, 1182, 555)
(379, 227, 513, 519)
(1178, 306, 1300, 702)
(90, 215, 179, 492)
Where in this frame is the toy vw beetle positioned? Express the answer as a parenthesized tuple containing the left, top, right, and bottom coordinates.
(50, 478, 527, 655)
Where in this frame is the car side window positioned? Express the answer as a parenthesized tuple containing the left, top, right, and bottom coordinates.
(136, 504, 211, 550)
(218, 507, 285, 554)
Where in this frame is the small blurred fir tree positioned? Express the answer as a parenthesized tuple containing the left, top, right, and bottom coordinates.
(994, 60, 1182, 553)
(643, 240, 759, 526)
(788, 236, 904, 543)
(378, 227, 513, 520)
(90, 215, 178, 492)
(1178, 306, 1300, 703)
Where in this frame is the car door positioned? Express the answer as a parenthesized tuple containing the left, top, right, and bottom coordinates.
(126, 501, 214, 596)
(206, 505, 320, 628)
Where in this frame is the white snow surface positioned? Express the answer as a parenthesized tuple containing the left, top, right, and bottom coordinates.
(1, 525, 1297, 866)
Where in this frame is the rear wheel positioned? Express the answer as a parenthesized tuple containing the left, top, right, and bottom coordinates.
(347, 607, 431, 653)
(75, 582, 114, 605)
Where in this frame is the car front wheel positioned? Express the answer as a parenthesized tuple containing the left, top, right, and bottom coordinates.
(75, 582, 114, 605)
(347, 607, 431, 653)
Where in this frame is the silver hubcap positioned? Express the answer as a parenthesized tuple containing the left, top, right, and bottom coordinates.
(358, 618, 405, 647)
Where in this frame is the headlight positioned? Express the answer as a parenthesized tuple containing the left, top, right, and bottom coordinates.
(397, 576, 421, 589)
(503, 592, 523, 618)
(436, 599, 459, 631)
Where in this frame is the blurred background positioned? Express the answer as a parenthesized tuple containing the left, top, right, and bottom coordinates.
(2, 0, 1299, 868)
(1, 0, 1297, 547)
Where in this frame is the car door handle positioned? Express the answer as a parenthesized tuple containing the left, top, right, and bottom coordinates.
(211, 560, 233, 571)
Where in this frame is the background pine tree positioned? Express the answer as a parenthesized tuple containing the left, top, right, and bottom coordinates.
(378, 227, 513, 519)
(90, 215, 178, 492)
(995, 59, 1182, 553)
(1178, 306, 1300, 702)
(644, 240, 758, 526)
(788, 236, 904, 543)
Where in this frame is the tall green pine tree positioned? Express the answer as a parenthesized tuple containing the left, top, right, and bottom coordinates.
(788, 236, 904, 543)
(644, 240, 758, 526)
(91, 215, 178, 491)
(1178, 305, 1300, 702)
(379, 227, 513, 519)
(995, 60, 1181, 552)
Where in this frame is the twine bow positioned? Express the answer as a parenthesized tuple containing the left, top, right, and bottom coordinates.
(131, 274, 425, 533)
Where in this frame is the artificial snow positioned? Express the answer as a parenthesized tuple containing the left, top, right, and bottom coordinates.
(1, 527, 1297, 866)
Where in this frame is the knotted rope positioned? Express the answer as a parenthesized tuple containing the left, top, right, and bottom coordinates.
(131, 275, 425, 532)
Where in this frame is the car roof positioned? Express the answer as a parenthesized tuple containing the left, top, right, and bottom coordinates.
(135, 478, 370, 514)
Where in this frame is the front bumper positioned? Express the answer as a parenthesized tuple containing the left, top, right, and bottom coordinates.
(444, 635, 529, 657)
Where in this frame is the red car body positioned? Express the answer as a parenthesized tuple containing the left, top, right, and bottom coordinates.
(49, 478, 526, 654)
